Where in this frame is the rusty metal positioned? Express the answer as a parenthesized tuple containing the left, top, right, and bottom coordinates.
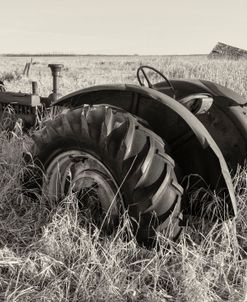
(178, 93, 213, 114)
(137, 65, 176, 98)
(48, 64, 64, 102)
(54, 82, 243, 217)
(32, 81, 38, 95)
(2, 63, 247, 223)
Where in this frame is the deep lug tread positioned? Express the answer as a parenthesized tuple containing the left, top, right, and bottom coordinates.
(28, 104, 183, 246)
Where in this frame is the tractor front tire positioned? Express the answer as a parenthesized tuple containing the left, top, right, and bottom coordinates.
(28, 105, 183, 246)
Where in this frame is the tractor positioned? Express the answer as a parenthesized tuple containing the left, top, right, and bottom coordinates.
(0, 64, 246, 246)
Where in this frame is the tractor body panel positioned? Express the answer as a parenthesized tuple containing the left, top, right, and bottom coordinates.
(54, 83, 238, 217)
(0, 91, 41, 106)
(0, 91, 42, 129)
(156, 79, 247, 170)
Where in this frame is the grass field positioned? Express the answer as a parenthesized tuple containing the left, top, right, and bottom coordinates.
(0, 55, 247, 301)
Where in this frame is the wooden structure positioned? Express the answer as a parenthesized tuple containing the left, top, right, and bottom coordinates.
(208, 42, 247, 60)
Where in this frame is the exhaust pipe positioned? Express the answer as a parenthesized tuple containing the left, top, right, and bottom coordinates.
(32, 81, 38, 95)
(48, 64, 64, 103)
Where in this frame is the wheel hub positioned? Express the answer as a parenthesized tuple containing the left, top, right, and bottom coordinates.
(44, 150, 122, 227)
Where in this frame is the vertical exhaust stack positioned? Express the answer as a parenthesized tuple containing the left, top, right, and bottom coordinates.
(48, 64, 64, 103)
(32, 81, 38, 95)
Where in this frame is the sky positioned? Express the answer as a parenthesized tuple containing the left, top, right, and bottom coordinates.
(0, 0, 246, 55)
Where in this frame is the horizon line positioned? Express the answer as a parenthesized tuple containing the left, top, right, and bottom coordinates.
(0, 53, 207, 57)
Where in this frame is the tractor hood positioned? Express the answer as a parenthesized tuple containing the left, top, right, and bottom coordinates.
(155, 78, 247, 105)
(155, 78, 247, 171)
(200, 80, 246, 105)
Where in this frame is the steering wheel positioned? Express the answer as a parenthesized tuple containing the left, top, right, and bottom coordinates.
(137, 65, 176, 97)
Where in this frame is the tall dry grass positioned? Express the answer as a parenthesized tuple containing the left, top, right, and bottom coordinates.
(0, 55, 247, 301)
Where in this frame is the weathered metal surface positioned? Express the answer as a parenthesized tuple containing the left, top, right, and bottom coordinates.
(48, 64, 64, 103)
(137, 65, 176, 98)
(0, 91, 41, 106)
(1, 62, 244, 219)
(178, 94, 213, 115)
(53, 84, 238, 217)
(156, 79, 247, 171)
(32, 81, 38, 95)
(0, 92, 41, 129)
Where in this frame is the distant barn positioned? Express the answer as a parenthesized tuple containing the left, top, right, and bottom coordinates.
(208, 42, 247, 60)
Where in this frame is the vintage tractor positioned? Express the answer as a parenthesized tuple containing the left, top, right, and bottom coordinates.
(1, 64, 246, 246)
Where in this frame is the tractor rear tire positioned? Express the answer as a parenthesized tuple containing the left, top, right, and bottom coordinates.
(27, 105, 183, 246)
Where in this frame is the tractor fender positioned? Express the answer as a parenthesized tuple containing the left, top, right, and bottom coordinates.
(162, 79, 247, 170)
(53, 84, 237, 217)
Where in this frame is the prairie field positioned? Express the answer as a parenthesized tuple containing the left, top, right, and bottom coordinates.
(0, 55, 247, 302)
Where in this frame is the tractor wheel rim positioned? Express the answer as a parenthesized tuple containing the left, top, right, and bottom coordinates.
(44, 150, 123, 224)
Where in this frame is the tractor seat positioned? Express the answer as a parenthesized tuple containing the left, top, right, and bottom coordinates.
(178, 93, 213, 115)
